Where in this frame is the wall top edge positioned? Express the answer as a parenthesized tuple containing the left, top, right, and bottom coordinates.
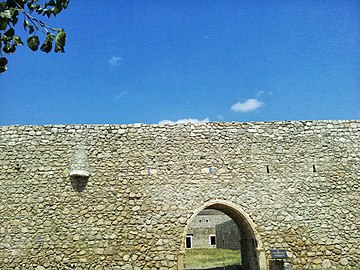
(0, 119, 359, 129)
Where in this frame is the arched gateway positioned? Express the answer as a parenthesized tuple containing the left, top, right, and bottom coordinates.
(178, 200, 267, 270)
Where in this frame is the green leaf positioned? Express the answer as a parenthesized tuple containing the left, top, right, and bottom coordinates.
(54, 29, 66, 53)
(52, 6, 62, 16)
(62, 0, 70, 9)
(47, 0, 56, 6)
(13, 36, 23, 45)
(40, 32, 55, 53)
(2, 43, 16, 54)
(4, 27, 14, 37)
(2, 33, 12, 42)
(43, 9, 52, 18)
(0, 3, 7, 12)
(4, 1, 13, 8)
(0, 57, 7, 66)
(0, 18, 8, 30)
(27, 35, 40, 51)
(0, 57, 8, 73)
(36, 6, 43, 15)
(28, 25, 35, 34)
(0, 10, 11, 19)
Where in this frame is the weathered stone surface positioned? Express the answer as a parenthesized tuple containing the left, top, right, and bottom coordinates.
(339, 258, 349, 266)
(0, 120, 359, 269)
(322, 259, 332, 269)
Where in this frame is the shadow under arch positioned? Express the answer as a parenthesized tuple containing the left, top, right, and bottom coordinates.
(178, 200, 267, 270)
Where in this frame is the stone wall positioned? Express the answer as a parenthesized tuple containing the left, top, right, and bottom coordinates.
(0, 120, 359, 269)
(216, 220, 241, 250)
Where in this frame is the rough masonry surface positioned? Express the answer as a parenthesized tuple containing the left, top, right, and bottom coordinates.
(0, 120, 359, 270)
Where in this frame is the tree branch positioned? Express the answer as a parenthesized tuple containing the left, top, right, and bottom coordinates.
(14, 2, 61, 33)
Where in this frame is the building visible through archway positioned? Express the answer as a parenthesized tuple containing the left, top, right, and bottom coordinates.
(186, 209, 235, 249)
(180, 201, 265, 270)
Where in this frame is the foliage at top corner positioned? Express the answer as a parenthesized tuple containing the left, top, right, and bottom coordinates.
(0, 0, 70, 73)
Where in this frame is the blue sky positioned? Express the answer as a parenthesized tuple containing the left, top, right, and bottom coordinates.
(1, 0, 359, 125)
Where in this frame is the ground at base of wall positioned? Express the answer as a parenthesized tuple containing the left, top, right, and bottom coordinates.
(185, 248, 241, 269)
(187, 266, 241, 270)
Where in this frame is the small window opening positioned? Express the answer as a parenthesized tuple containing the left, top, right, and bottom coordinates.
(266, 165, 270, 173)
(186, 235, 193, 249)
(210, 235, 216, 246)
(313, 165, 316, 172)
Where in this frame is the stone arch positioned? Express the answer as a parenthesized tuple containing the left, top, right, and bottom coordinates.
(178, 200, 267, 270)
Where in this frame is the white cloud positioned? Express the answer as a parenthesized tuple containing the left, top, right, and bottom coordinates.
(231, 98, 264, 112)
(115, 91, 127, 100)
(158, 117, 209, 125)
(109, 56, 122, 66)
